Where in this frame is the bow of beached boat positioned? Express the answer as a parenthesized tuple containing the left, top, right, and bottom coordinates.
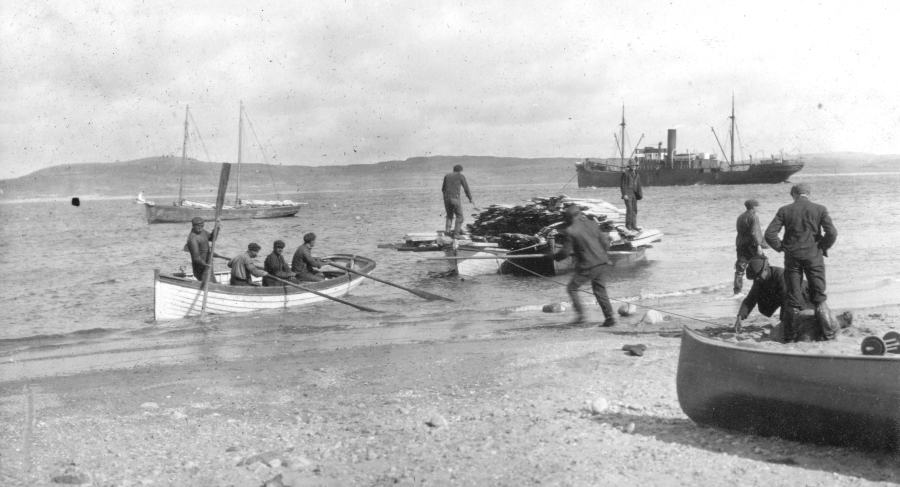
(153, 254, 376, 321)
(676, 326, 900, 452)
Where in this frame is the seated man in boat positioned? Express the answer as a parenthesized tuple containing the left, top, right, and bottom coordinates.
(733, 255, 813, 334)
(263, 240, 299, 286)
(228, 242, 269, 286)
(292, 233, 329, 282)
(184, 217, 224, 283)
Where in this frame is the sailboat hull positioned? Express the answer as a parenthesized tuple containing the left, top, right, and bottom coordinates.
(145, 203, 301, 224)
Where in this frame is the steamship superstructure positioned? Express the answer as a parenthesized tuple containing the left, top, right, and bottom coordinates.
(575, 100, 804, 188)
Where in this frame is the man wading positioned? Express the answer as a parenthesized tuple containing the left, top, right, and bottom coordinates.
(764, 183, 838, 342)
(733, 199, 766, 295)
(441, 164, 475, 237)
(554, 205, 617, 328)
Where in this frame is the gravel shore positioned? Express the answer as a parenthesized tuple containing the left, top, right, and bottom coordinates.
(2, 307, 898, 486)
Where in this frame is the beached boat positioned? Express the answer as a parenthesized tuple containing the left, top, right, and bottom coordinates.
(140, 103, 305, 224)
(154, 254, 375, 320)
(576, 99, 803, 188)
(676, 326, 900, 452)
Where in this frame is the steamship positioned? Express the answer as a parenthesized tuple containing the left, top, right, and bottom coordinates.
(575, 100, 804, 188)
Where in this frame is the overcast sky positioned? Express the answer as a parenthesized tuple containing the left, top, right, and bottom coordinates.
(1, 0, 898, 179)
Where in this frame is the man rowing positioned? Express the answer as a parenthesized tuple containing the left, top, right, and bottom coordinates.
(292, 233, 329, 282)
(184, 216, 224, 283)
(228, 242, 269, 286)
(263, 240, 299, 286)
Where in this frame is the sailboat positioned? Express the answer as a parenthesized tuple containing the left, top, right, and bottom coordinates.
(139, 103, 305, 224)
(575, 99, 804, 187)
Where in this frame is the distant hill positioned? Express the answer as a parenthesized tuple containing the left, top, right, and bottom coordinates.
(0, 153, 896, 201)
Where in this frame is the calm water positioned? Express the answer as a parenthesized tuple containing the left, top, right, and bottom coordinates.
(2, 174, 899, 379)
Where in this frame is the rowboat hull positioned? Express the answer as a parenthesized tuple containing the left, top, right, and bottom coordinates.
(676, 326, 900, 452)
(145, 203, 302, 224)
(153, 254, 375, 320)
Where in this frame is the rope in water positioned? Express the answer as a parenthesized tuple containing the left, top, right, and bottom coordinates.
(498, 256, 725, 327)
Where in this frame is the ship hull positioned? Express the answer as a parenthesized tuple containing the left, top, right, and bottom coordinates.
(145, 203, 301, 224)
(576, 164, 804, 188)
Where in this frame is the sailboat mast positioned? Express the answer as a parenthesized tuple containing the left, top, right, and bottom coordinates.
(178, 105, 189, 205)
(730, 94, 735, 166)
(236, 101, 243, 204)
(620, 103, 626, 167)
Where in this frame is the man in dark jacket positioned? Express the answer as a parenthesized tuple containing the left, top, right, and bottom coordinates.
(553, 205, 616, 327)
(441, 165, 475, 236)
(733, 199, 765, 295)
(764, 183, 838, 342)
(619, 162, 642, 231)
(292, 233, 329, 282)
(263, 240, 299, 286)
(733, 256, 813, 332)
(184, 216, 223, 283)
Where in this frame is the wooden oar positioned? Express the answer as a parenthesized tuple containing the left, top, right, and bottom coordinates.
(427, 254, 548, 260)
(267, 275, 383, 313)
(324, 261, 454, 302)
(200, 163, 231, 320)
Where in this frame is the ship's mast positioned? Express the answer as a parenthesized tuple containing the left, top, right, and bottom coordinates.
(178, 105, 189, 205)
(729, 94, 735, 166)
(236, 101, 243, 204)
(620, 103, 626, 167)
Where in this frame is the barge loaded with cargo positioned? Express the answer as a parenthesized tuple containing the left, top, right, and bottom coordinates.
(576, 99, 804, 188)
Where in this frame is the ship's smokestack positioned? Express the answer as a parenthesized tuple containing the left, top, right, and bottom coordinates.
(667, 129, 677, 164)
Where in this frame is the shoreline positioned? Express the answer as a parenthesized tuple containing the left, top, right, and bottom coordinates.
(1, 306, 898, 486)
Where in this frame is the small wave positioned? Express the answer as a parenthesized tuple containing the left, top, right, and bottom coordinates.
(617, 282, 730, 302)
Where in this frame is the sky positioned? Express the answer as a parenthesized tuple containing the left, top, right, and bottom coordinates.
(1, 0, 898, 179)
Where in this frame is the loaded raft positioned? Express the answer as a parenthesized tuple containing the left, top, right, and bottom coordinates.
(390, 195, 663, 276)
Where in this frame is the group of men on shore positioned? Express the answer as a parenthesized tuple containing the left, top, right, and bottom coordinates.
(185, 216, 329, 287)
(732, 183, 839, 342)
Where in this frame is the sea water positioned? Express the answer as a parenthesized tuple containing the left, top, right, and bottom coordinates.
(1, 173, 899, 379)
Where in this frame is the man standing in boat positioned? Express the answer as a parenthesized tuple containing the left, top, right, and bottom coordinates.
(292, 233, 329, 282)
(764, 183, 838, 342)
(733, 199, 766, 295)
(184, 217, 224, 283)
(228, 243, 269, 286)
(619, 162, 642, 232)
(263, 240, 299, 286)
(441, 164, 475, 237)
(553, 205, 617, 328)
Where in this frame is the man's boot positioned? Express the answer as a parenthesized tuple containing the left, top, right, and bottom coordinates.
(782, 307, 800, 343)
(815, 302, 838, 340)
(444, 219, 453, 235)
(733, 272, 743, 295)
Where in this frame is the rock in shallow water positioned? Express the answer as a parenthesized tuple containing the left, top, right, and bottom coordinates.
(590, 397, 609, 414)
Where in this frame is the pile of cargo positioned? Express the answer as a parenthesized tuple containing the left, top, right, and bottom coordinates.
(467, 195, 626, 237)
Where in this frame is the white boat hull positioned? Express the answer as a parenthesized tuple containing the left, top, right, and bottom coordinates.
(153, 255, 374, 320)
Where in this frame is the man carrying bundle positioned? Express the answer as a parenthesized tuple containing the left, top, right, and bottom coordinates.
(441, 164, 476, 237)
(292, 233, 329, 282)
(184, 216, 224, 283)
(554, 205, 617, 328)
(263, 240, 299, 286)
(620, 162, 642, 232)
(228, 243, 269, 286)
(733, 199, 766, 295)
(764, 183, 838, 342)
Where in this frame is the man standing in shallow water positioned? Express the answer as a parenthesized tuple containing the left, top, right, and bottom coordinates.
(764, 183, 838, 342)
(441, 164, 475, 237)
(184, 217, 223, 283)
(733, 199, 765, 295)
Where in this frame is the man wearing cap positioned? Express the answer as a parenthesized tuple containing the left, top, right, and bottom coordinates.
(619, 162, 642, 232)
(764, 183, 838, 342)
(228, 243, 269, 286)
(184, 217, 223, 283)
(441, 164, 475, 237)
(263, 240, 299, 286)
(733, 199, 766, 295)
(292, 233, 329, 282)
(553, 205, 617, 328)
(733, 255, 813, 333)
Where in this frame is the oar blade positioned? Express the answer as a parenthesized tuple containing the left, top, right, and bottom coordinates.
(408, 288, 455, 302)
